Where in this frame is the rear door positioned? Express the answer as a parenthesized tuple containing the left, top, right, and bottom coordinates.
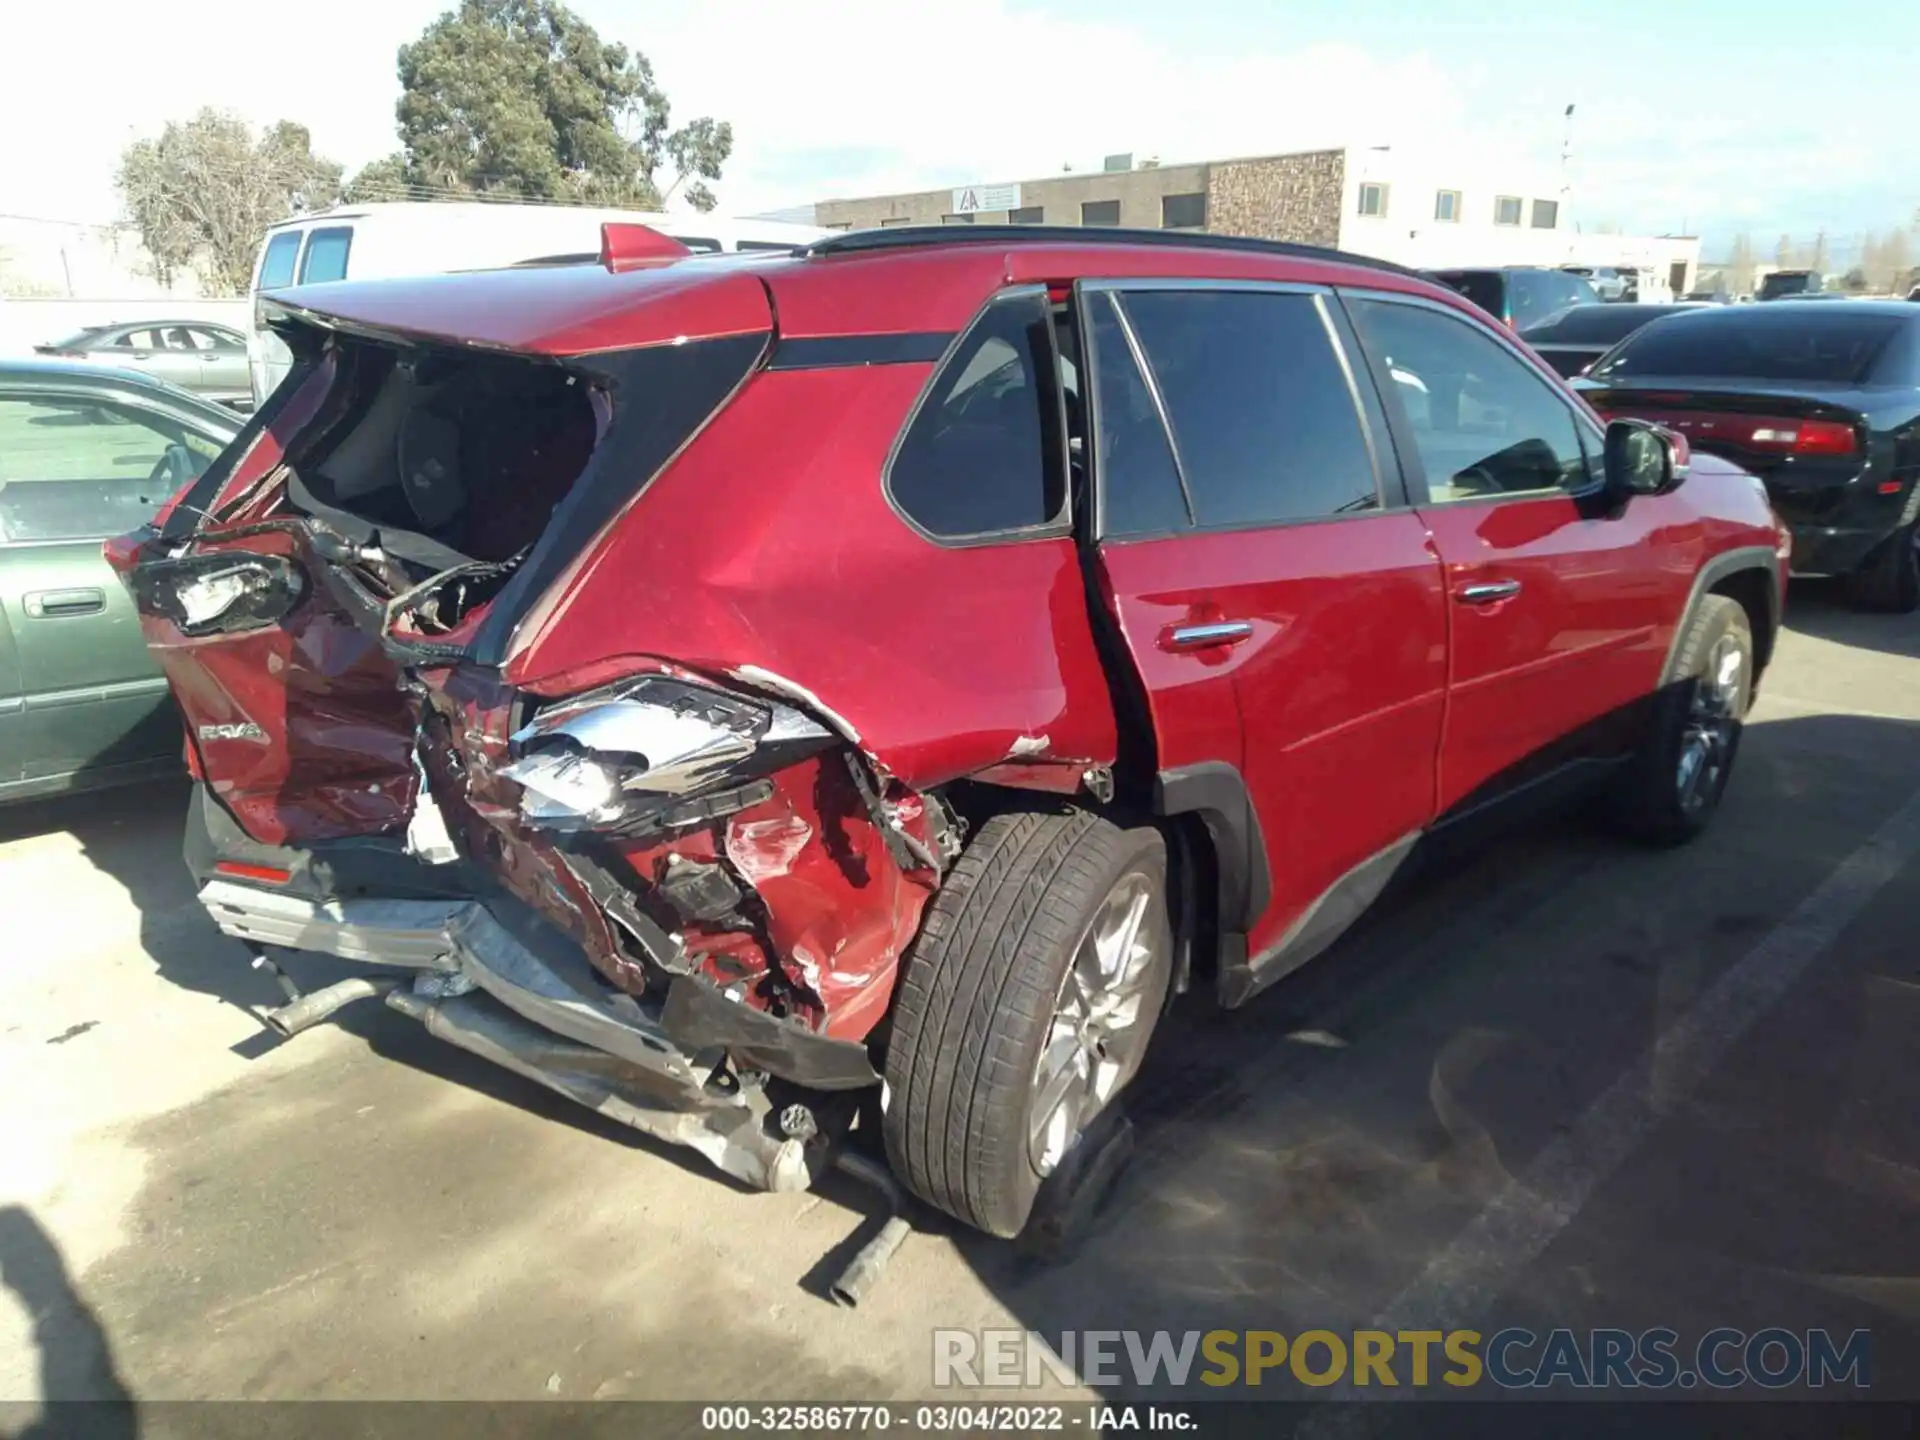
(1345, 291, 1694, 815)
(187, 326, 251, 401)
(0, 384, 211, 782)
(1082, 281, 1448, 985)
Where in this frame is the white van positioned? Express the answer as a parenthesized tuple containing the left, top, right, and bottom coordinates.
(245, 201, 827, 405)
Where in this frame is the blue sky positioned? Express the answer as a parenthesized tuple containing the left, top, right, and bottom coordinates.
(3, 0, 1913, 255)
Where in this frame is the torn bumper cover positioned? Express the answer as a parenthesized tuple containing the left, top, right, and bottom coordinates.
(198, 880, 877, 1192)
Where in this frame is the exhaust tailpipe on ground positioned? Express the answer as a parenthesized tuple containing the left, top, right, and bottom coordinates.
(264, 977, 401, 1037)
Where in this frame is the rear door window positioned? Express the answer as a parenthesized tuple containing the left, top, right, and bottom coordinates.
(1112, 289, 1380, 530)
(297, 227, 353, 285)
(1508, 271, 1597, 329)
(887, 288, 1067, 541)
(1084, 291, 1189, 538)
(257, 231, 302, 290)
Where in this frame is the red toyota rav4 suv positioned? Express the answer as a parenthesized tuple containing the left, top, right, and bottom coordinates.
(111, 225, 1787, 1242)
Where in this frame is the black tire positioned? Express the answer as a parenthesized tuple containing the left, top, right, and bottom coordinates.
(1844, 519, 1920, 614)
(882, 805, 1171, 1238)
(1607, 594, 1753, 845)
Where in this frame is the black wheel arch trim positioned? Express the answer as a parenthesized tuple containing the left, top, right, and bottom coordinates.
(1662, 545, 1781, 684)
(1152, 761, 1271, 933)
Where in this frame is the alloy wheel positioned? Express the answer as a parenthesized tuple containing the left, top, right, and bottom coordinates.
(1027, 871, 1169, 1177)
(1676, 633, 1747, 815)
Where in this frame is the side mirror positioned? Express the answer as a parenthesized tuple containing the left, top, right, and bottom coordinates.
(1604, 419, 1687, 500)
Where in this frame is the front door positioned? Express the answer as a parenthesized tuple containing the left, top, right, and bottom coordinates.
(0, 388, 201, 783)
(1344, 292, 1694, 814)
(1082, 282, 1447, 991)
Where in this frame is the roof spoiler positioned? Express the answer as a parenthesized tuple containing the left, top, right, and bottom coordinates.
(600, 222, 692, 271)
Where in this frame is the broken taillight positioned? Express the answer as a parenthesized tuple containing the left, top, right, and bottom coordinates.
(499, 676, 834, 834)
(125, 552, 306, 636)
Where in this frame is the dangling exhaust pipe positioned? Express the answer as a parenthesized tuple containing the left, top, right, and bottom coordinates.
(264, 977, 401, 1037)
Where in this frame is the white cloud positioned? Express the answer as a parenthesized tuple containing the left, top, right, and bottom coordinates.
(633, 0, 1470, 210)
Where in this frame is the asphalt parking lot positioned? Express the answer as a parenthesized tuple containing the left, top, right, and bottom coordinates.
(2, 582, 1917, 1424)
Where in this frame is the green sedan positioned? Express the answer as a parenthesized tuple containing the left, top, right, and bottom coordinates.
(0, 359, 241, 803)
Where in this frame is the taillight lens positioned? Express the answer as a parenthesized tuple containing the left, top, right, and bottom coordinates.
(1748, 420, 1857, 456)
(500, 676, 833, 833)
(125, 552, 306, 635)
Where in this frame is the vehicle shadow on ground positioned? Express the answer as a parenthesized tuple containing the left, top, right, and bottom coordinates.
(949, 711, 1920, 1420)
(0, 779, 742, 1193)
(0, 1204, 137, 1434)
(1784, 577, 1920, 659)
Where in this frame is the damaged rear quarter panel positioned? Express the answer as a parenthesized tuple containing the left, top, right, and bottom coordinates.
(118, 524, 417, 844)
(503, 363, 1119, 789)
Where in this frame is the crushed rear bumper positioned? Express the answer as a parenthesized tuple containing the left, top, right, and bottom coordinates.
(196, 877, 863, 1193)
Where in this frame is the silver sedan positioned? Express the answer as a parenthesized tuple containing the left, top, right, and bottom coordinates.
(34, 321, 252, 409)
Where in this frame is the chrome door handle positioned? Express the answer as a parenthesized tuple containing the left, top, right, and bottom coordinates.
(1163, 620, 1254, 651)
(25, 587, 106, 618)
(1456, 580, 1522, 605)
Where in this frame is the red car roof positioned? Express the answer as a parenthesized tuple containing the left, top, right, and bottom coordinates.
(262, 231, 1457, 357)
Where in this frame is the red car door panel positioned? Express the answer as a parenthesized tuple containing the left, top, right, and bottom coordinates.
(1082, 283, 1446, 976)
(1346, 292, 1696, 814)
(1421, 495, 1697, 811)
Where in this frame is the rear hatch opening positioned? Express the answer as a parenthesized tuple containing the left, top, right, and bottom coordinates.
(279, 337, 607, 649)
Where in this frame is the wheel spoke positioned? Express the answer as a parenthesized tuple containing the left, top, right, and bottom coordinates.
(1026, 866, 1172, 1176)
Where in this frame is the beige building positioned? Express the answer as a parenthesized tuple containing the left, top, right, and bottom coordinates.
(813, 144, 1699, 297)
(815, 149, 1347, 246)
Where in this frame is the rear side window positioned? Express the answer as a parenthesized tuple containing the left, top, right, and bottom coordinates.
(1590, 310, 1904, 384)
(1436, 271, 1504, 319)
(1117, 289, 1379, 528)
(258, 231, 302, 290)
(297, 227, 353, 285)
(1508, 271, 1596, 329)
(888, 289, 1066, 541)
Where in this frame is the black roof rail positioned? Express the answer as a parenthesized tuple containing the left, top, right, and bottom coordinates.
(803, 224, 1428, 280)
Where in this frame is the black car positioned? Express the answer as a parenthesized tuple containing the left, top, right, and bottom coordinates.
(1758, 270, 1824, 301)
(1520, 303, 1709, 378)
(1576, 301, 1920, 610)
(1429, 266, 1600, 330)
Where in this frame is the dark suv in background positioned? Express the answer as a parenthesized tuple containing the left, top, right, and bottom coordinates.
(1430, 266, 1599, 330)
(1759, 270, 1824, 301)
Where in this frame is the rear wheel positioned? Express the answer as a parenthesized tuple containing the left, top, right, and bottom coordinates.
(1844, 518, 1920, 614)
(1607, 594, 1752, 845)
(882, 807, 1172, 1237)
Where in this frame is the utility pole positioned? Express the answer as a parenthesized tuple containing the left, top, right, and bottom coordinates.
(1560, 103, 1576, 257)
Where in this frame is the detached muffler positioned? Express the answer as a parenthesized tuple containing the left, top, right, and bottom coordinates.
(263, 976, 402, 1037)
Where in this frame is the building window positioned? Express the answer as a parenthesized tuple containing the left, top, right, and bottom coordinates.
(1009, 205, 1044, 225)
(941, 212, 975, 225)
(1494, 195, 1523, 227)
(1081, 199, 1121, 226)
(1161, 192, 1207, 229)
(1434, 190, 1461, 223)
(1530, 199, 1560, 229)
(1357, 183, 1389, 218)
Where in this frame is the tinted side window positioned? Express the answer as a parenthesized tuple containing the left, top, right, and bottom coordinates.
(1350, 298, 1589, 502)
(297, 227, 353, 284)
(1085, 292, 1189, 538)
(888, 289, 1066, 540)
(258, 231, 301, 289)
(1120, 290, 1378, 528)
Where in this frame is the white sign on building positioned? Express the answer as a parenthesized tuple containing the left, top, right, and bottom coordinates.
(950, 183, 1022, 215)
